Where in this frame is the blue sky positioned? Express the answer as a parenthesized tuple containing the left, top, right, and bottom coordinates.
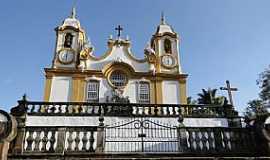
(0, 0, 270, 113)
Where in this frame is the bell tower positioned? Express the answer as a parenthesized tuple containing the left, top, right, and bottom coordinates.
(151, 13, 182, 74)
(52, 7, 87, 69)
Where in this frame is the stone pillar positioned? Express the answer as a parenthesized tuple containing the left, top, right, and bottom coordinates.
(9, 96, 27, 155)
(0, 110, 18, 160)
(179, 78, 187, 104)
(96, 108, 105, 153)
(178, 127, 188, 152)
(55, 127, 66, 154)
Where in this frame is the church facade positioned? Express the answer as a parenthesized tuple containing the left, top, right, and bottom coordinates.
(44, 8, 187, 105)
(1, 8, 270, 160)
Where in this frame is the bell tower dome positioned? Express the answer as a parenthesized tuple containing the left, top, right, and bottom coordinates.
(52, 7, 88, 69)
(151, 13, 182, 74)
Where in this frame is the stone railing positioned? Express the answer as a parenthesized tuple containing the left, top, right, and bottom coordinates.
(179, 127, 256, 155)
(10, 126, 258, 157)
(12, 100, 237, 118)
(22, 126, 98, 154)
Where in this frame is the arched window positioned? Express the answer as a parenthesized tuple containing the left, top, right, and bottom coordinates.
(138, 81, 150, 104)
(86, 80, 99, 102)
(164, 38, 172, 53)
(64, 33, 73, 48)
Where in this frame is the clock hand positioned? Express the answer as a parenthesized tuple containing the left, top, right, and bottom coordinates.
(65, 52, 68, 60)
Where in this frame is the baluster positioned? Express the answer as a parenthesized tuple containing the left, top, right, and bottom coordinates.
(172, 106, 176, 115)
(154, 105, 158, 116)
(49, 131, 56, 151)
(26, 131, 34, 151)
(41, 131, 47, 151)
(37, 105, 42, 113)
(148, 105, 152, 115)
(201, 131, 208, 151)
(74, 131, 80, 151)
(90, 105, 95, 114)
(30, 105, 35, 113)
(72, 105, 77, 114)
(77, 105, 82, 114)
(177, 106, 181, 117)
(67, 131, 73, 151)
(50, 105, 56, 114)
(197, 131, 203, 151)
(39, 131, 45, 151)
(191, 131, 197, 151)
(141, 105, 145, 116)
(98, 105, 101, 115)
(81, 131, 88, 151)
(58, 104, 62, 113)
(134, 105, 139, 116)
(166, 105, 170, 115)
(160, 106, 164, 116)
(33, 131, 41, 151)
(89, 130, 95, 152)
(67, 105, 72, 114)
(45, 131, 52, 151)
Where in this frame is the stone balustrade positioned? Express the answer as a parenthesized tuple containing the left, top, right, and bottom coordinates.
(18, 101, 237, 118)
(22, 126, 98, 154)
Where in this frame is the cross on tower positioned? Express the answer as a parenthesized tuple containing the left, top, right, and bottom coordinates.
(115, 25, 123, 38)
(220, 80, 238, 106)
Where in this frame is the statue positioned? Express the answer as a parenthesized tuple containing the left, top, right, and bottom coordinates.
(144, 43, 157, 75)
(107, 88, 130, 103)
(78, 38, 93, 70)
(105, 88, 131, 116)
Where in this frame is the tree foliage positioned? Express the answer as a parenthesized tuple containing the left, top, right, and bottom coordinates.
(197, 88, 228, 105)
(245, 65, 270, 120)
(257, 65, 270, 103)
(245, 99, 267, 118)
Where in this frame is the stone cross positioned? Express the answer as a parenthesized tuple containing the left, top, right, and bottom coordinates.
(115, 25, 123, 38)
(220, 80, 238, 106)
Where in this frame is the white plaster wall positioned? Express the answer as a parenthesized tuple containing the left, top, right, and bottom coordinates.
(162, 80, 180, 104)
(86, 46, 149, 72)
(25, 116, 228, 127)
(123, 80, 137, 103)
(99, 78, 112, 102)
(49, 76, 72, 102)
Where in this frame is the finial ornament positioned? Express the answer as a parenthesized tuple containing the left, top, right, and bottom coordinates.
(161, 11, 166, 25)
(71, 6, 76, 18)
(115, 25, 123, 39)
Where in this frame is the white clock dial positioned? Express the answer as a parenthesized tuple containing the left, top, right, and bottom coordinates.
(162, 55, 175, 68)
(58, 50, 74, 64)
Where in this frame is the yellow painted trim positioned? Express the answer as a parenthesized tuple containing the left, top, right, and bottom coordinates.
(79, 79, 86, 101)
(179, 79, 187, 104)
(43, 77, 52, 101)
(71, 78, 80, 101)
(155, 80, 163, 104)
(150, 80, 156, 104)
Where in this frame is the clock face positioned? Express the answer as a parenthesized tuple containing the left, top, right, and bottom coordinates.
(161, 55, 176, 68)
(58, 50, 74, 64)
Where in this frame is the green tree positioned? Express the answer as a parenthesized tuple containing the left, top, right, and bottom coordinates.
(244, 99, 268, 121)
(187, 96, 197, 105)
(245, 66, 270, 121)
(257, 65, 270, 103)
(197, 88, 228, 105)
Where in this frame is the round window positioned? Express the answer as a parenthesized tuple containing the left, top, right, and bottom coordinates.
(109, 70, 128, 88)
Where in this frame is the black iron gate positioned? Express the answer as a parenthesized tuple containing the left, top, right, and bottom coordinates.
(104, 118, 179, 152)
